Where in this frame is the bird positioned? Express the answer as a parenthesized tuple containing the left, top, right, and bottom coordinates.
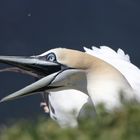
(0, 51, 92, 128)
(0, 46, 140, 127)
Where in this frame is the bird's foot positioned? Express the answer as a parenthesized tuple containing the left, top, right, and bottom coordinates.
(40, 102, 49, 113)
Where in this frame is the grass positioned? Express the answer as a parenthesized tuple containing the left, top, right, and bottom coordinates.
(0, 101, 140, 140)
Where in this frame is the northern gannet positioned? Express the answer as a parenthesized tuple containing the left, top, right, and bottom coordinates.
(0, 50, 91, 128)
(0, 47, 140, 126)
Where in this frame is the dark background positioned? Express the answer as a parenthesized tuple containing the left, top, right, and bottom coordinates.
(0, 0, 140, 124)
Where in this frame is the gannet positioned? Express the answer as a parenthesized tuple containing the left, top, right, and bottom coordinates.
(0, 47, 140, 126)
(0, 51, 92, 128)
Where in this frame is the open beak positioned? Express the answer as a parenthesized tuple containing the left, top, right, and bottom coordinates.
(0, 71, 62, 102)
(0, 55, 85, 103)
(0, 68, 86, 103)
(0, 55, 63, 102)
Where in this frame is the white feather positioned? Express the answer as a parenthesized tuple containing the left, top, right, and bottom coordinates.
(84, 46, 130, 62)
(41, 46, 140, 127)
(48, 90, 88, 128)
(84, 46, 140, 100)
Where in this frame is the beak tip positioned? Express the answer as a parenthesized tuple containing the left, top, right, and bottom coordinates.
(0, 97, 9, 103)
(0, 99, 4, 103)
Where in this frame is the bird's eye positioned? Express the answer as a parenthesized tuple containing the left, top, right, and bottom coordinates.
(46, 53, 56, 62)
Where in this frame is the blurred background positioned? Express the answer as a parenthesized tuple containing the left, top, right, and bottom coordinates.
(0, 0, 140, 124)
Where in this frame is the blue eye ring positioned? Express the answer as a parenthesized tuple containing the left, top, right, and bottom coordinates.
(46, 53, 56, 62)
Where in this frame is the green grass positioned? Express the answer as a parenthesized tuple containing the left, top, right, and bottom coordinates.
(0, 101, 140, 140)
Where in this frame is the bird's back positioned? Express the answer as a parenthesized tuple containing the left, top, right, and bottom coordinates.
(84, 46, 140, 101)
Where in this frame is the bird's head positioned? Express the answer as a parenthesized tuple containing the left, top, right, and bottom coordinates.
(0, 48, 92, 102)
(40, 48, 95, 70)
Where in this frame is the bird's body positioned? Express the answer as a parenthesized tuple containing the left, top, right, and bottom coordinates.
(45, 47, 134, 110)
(48, 90, 89, 127)
(0, 46, 140, 128)
(85, 47, 140, 101)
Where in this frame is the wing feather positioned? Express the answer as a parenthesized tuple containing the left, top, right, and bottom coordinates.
(84, 46, 140, 99)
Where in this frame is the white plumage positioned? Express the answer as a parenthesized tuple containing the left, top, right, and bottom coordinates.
(0, 46, 140, 128)
(40, 46, 140, 126)
(48, 90, 89, 127)
(84, 46, 140, 100)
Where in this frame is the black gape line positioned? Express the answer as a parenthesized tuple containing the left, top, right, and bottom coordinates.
(0, 61, 60, 76)
(40, 68, 74, 119)
(0, 52, 75, 103)
(47, 67, 75, 87)
(0, 55, 62, 76)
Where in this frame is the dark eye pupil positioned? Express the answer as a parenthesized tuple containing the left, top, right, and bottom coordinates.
(49, 56, 54, 61)
(46, 53, 56, 62)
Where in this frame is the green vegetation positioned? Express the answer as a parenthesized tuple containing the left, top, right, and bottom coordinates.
(0, 101, 140, 140)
